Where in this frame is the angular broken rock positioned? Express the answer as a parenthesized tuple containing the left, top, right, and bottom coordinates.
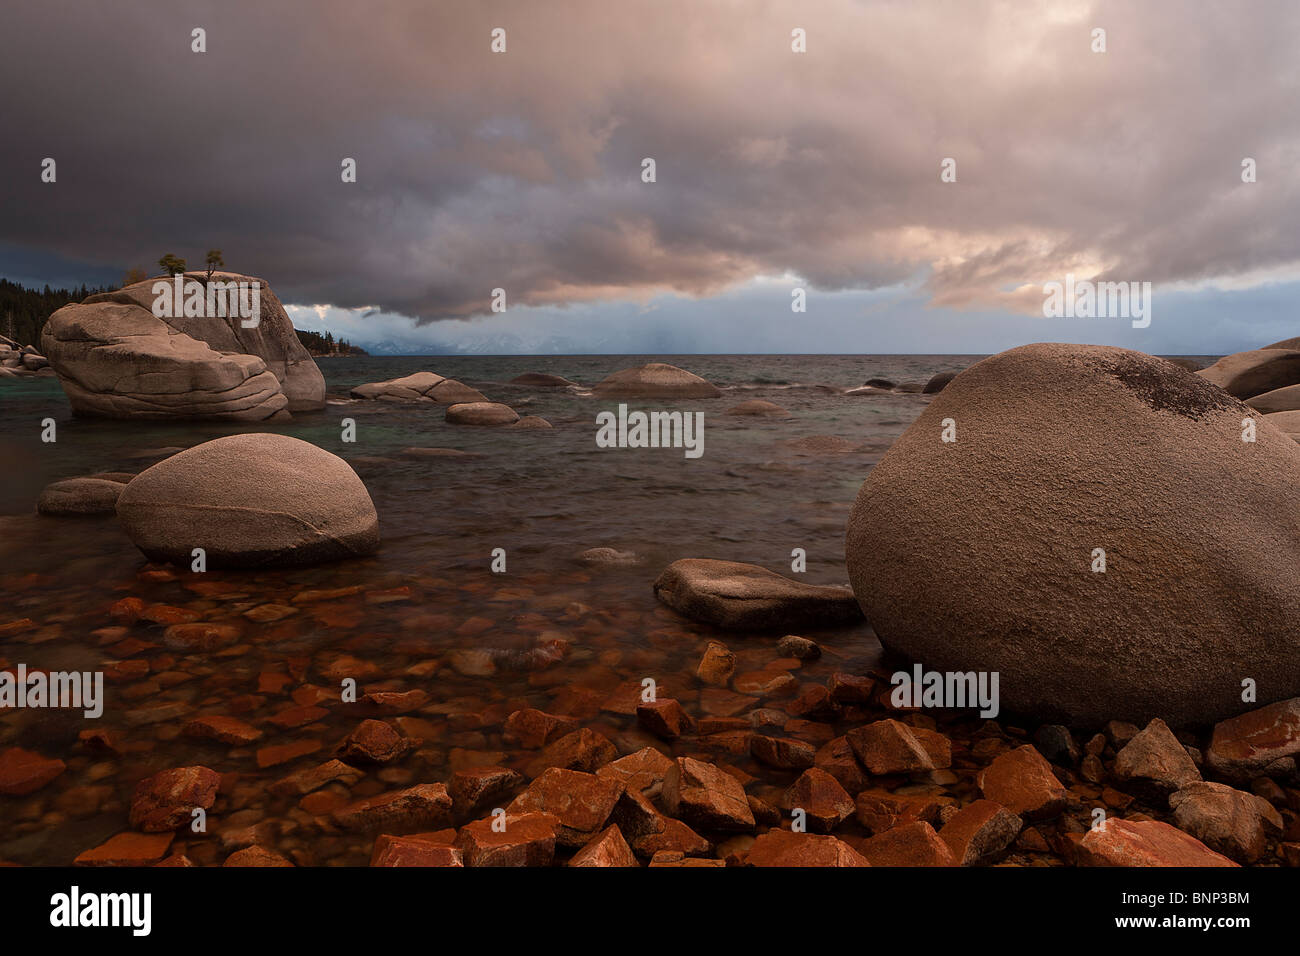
(331, 784, 453, 832)
(337, 719, 411, 765)
(1113, 718, 1202, 799)
(224, 846, 294, 867)
(744, 829, 869, 867)
(749, 734, 816, 770)
(940, 799, 1022, 865)
(781, 768, 854, 833)
(860, 821, 956, 866)
(450, 766, 525, 811)
(74, 831, 175, 867)
(1169, 781, 1283, 864)
(662, 756, 755, 831)
(456, 812, 559, 866)
(568, 824, 639, 867)
(814, 736, 869, 794)
(370, 834, 464, 867)
(525, 727, 618, 777)
(1205, 697, 1300, 780)
(636, 698, 693, 740)
(596, 746, 674, 796)
(854, 788, 953, 834)
(1077, 818, 1237, 867)
(129, 766, 221, 832)
(846, 719, 951, 775)
(506, 767, 625, 847)
(503, 708, 579, 749)
(979, 745, 1067, 820)
(653, 558, 863, 631)
(270, 759, 365, 797)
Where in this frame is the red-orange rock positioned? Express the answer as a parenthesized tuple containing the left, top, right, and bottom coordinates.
(450, 766, 525, 810)
(860, 821, 955, 866)
(636, 698, 692, 740)
(337, 719, 409, 764)
(130, 766, 221, 831)
(139, 604, 201, 626)
(269, 759, 365, 797)
(224, 846, 294, 866)
(183, 715, 263, 746)
(332, 784, 453, 832)
(847, 719, 951, 774)
(940, 799, 1022, 865)
(781, 767, 854, 833)
(855, 788, 950, 833)
(568, 824, 639, 867)
(503, 708, 580, 748)
(162, 622, 239, 652)
(525, 727, 618, 777)
(256, 740, 322, 768)
(828, 671, 875, 704)
(814, 736, 869, 794)
(979, 744, 1067, 820)
(370, 834, 463, 866)
(456, 811, 559, 866)
(109, 597, 146, 622)
(1077, 818, 1238, 867)
(596, 746, 674, 795)
(0, 747, 66, 795)
(662, 756, 755, 831)
(1206, 697, 1300, 780)
(744, 829, 869, 867)
(507, 767, 625, 846)
(75, 831, 174, 866)
(750, 734, 816, 770)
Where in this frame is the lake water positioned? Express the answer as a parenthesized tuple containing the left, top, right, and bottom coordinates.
(0, 354, 971, 864)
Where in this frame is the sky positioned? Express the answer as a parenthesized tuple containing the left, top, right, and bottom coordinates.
(2, 0, 1298, 354)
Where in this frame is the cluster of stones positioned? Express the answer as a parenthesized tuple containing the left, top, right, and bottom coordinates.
(0, 333, 51, 378)
(5, 558, 1298, 868)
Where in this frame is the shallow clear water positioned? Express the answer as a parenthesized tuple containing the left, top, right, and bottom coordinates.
(0, 354, 968, 864)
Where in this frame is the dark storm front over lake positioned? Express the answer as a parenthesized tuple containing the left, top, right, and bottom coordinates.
(0, 353, 958, 864)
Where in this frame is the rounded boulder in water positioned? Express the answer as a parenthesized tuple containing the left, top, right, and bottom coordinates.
(117, 433, 379, 568)
(845, 343, 1300, 727)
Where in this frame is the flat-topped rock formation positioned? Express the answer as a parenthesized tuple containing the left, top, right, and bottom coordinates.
(40, 273, 324, 419)
(653, 558, 863, 630)
(847, 342, 1300, 727)
(592, 363, 721, 399)
(350, 371, 487, 404)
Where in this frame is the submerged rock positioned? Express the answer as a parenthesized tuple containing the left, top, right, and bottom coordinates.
(592, 363, 721, 399)
(725, 400, 791, 417)
(653, 558, 862, 631)
(37, 477, 124, 516)
(445, 402, 520, 426)
(116, 433, 380, 568)
(846, 343, 1300, 727)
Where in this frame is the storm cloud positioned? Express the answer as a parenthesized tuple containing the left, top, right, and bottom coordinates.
(2, 0, 1298, 327)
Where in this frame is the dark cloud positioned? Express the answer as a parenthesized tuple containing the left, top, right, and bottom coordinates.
(1, 0, 1297, 323)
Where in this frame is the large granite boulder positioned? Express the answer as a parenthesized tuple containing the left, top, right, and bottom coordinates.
(1197, 348, 1300, 399)
(445, 402, 519, 426)
(653, 558, 863, 631)
(845, 343, 1300, 727)
(117, 433, 379, 568)
(350, 371, 488, 404)
(41, 273, 324, 419)
(37, 478, 124, 516)
(592, 363, 720, 399)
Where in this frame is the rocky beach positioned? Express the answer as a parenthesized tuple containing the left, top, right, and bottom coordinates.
(1, 277, 1297, 870)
